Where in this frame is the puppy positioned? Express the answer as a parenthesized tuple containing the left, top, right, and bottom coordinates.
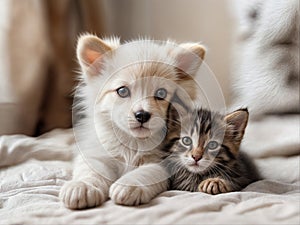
(59, 34, 205, 209)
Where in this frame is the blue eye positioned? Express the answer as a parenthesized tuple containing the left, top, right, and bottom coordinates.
(182, 136, 192, 146)
(207, 141, 219, 150)
(117, 86, 130, 98)
(155, 88, 167, 100)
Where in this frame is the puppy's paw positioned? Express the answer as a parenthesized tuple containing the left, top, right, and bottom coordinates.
(109, 182, 151, 206)
(198, 178, 232, 195)
(59, 181, 107, 209)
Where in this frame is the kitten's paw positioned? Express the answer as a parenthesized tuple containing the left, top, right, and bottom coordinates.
(59, 181, 107, 209)
(198, 178, 232, 195)
(109, 182, 151, 206)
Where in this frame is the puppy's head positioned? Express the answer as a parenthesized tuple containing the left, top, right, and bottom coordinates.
(77, 34, 206, 139)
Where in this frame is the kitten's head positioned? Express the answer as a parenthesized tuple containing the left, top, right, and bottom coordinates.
(166, 107, 249, 173)
(77, 34, 206, 140)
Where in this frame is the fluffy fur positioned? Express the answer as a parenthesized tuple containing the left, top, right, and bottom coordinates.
(163, 106, 260, 193)
(231, 0, 299, 117)
(59, 34, 206, 209)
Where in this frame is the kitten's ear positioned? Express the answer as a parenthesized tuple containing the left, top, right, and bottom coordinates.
(224, 108, 249, 138)
(77, 34, 116, 77)
(176, 43, 206, 76)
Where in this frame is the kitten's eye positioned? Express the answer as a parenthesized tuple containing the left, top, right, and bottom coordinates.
(117, 86, 130, 98)
(155, 88, 167, 100)
(182, 136, 192, 146)
(207, 141, 219, 150)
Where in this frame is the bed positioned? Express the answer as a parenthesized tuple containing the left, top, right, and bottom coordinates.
(1, 0, 299, 224)
(0, 114, 299, 224)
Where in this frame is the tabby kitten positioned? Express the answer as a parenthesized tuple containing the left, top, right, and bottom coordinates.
(163, 106, 259, 194)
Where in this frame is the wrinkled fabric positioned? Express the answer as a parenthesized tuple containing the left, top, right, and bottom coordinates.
(0, 115, 299, 224)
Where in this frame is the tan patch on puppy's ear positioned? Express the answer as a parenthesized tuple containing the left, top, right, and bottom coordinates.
(84, 49, 103, 65)
(77, 34, 112, 77)
(182, 43, 206, 60)
(175, 43, 206, 77)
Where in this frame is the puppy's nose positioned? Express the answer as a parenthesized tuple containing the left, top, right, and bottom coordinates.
(135, 110, 151, 123)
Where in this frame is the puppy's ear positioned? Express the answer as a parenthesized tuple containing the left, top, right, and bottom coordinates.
(77, 34, 117, 78)
(176, 43, 206, 77)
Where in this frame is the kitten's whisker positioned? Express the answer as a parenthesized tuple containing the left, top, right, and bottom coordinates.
(214, 162, 238, 174)
(214, 165, 235, 186)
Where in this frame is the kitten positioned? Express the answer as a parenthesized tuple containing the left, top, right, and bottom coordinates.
(163, 106, 260, 194)
(59, 34, 206, 208)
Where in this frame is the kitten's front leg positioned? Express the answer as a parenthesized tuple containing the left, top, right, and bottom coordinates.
(60, 156, 118, 209)
(109, 163, 169, 206)
(198, 177, 232, 195)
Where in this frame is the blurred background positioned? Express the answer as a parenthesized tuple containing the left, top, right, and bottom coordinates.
(0, 0, 298, 136)
(0, 0, 235, 136)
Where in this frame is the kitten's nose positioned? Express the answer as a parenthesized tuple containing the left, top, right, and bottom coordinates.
(192, 154, 201, 162)
(135, 110, 151, 124)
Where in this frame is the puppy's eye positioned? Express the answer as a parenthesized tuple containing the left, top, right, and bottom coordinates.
(207, 141, 219, 150)
(155, 88, 167, 100)
(182, 136, 192, 146)
(117, 86, 130, 98)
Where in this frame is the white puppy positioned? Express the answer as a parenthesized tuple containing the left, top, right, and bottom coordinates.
(59, 34, 205, 209)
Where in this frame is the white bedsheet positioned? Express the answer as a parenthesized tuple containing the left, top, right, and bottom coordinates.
(0, 115, 299, 224)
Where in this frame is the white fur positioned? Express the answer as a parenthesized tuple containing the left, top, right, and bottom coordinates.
(231, 0, 299, 117)
(60, 36, 204, 208)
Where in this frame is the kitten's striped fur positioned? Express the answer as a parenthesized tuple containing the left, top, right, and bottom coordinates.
(163, 106, 260, 194)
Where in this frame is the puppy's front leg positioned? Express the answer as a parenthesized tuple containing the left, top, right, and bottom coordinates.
(60, 156, 118, 209)
(109, 163, 169, 206)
